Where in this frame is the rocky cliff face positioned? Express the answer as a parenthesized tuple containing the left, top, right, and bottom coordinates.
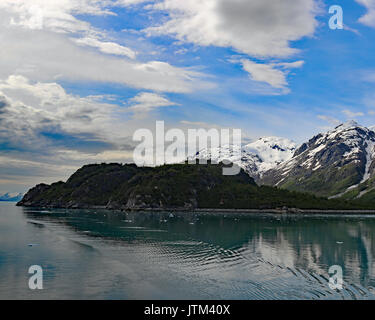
(17, 184, 50, 206)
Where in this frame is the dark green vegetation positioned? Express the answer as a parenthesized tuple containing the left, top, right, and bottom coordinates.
(265, 162, 362, 198)
(338, 175, 375, 202)
(17, 162, 375, 211)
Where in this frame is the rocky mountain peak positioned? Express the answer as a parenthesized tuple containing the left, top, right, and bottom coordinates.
(261, 121, 375, 197)
(335, 120, 360, 130)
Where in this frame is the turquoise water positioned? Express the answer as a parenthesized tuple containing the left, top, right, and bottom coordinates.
(1, 202, 375, 299)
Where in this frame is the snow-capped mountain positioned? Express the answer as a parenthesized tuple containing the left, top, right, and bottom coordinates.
(245, 137, 297, 172)
(0, 192, 23, 202)
(190, 121, 375, 199)
(261, 121, 375, 197)
(191, 136, 297, 179)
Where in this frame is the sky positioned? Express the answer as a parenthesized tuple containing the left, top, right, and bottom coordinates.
(1, 0, 375, 193)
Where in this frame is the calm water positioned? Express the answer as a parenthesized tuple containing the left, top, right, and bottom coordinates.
(1, 202, 375, 300)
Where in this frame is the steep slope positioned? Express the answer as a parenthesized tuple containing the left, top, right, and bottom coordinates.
(17, 162, 366, 211)
(191, 137, 296, 180)
(18, 163, 141, 208)
(261, 121, 375, 197)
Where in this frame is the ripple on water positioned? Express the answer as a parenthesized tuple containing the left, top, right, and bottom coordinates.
(6, 205, 375, 300)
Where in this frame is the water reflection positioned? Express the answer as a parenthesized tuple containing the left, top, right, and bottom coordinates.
(1, 202, 375, 299)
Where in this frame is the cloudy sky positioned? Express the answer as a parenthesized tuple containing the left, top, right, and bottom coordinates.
(1, 0, 375, 193)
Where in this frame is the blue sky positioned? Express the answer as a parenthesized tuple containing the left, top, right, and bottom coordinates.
(1, 0, 375, 193)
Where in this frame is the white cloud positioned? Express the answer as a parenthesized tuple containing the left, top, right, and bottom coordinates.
(146, 0, 320, 58)
(356, 0, 375, 27)
(1, 0, 108, 33)
(0, 0, 207, 93)
(0, 75, 119, 148)
(73, 37, 137, 59)
(0, 75, 183, 157)
(238, 59, 304, 93)
(128, 92, 178, 112)
(145, 0, 316, 94)
(114, 0, 149, 6)
(241, 59, 304, 94)
(317, 115, 341, 126)
(342, 109, 365, 118)
(0, 0, 148, 33)
(0, 26, 205, 93)
(272, 60, 305, 69)
(241, 60, 287, 89)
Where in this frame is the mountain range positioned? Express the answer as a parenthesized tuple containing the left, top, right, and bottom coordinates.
(0, 192, 23, 202)
(193, 121, 375, 202)
(17, 120, 375, 210)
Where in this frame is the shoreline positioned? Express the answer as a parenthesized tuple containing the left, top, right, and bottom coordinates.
(17, 204, 375, 215)
(131, 207, 375, 215)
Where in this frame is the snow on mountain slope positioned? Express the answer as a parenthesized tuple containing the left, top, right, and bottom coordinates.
(361, 139, 375, 184)
(190, 121, 375, 198)
(261, 121, 375, 197)
(191, 136, 296, 179)
(244, 137, 297, 172)
(0, 192, 23, 201)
